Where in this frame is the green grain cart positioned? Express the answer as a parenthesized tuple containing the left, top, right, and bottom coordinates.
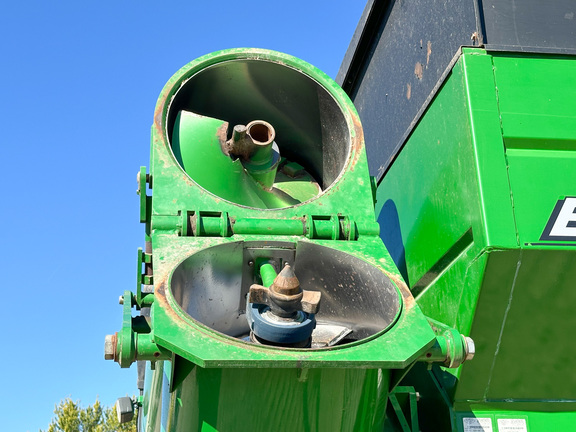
(106, 1, 576, 430)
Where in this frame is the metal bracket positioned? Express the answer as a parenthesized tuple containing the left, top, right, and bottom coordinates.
(137, 166, 150, 224)
(105, 290, 169, 368)
(136, 248, 154, 308)
(388, 386, 420, 432)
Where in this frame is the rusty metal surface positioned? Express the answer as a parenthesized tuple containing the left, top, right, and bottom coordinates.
(249, 264, 322, 318)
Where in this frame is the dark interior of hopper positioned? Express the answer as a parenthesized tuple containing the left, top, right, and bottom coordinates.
(169, 241, 401, 348)
(166, 59, 351, 192)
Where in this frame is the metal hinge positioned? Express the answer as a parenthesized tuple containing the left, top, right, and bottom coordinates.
(177, 211, 363, 240)
(151, 209, 381, 240)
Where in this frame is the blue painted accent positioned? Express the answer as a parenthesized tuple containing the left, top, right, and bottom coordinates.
(246, 302, 315, 344)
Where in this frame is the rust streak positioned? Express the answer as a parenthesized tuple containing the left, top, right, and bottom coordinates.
(217, 122, 231, 156)
(349, 109, 365, 170)
(414, 62, 423, 80)
(385, 271, 415, 309)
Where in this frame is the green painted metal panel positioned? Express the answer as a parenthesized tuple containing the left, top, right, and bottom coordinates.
(453, 249, 523, 401)
(483, 249, 576, 401)
(490, 54, 576, 248)
(493, 54, 576, 149)
(165, 360, 389, 432)
(417, 245, 486, 340)
(375, 57, 482, 290)
(506, 149, 576, 247)
(459, 49, 518, 249)
(375, 48, 576, 430)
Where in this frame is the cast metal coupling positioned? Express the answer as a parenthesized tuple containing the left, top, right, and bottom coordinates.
(246, 264, 322, 347)
(225, 120, 281, 189)
(249, 264, 321, 318)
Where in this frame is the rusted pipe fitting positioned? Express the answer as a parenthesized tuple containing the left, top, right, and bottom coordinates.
(225, 120, 280, 189)
(245, 120, 276, 163)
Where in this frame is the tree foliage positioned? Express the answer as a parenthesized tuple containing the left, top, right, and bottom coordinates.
(42, 398, 136, 432)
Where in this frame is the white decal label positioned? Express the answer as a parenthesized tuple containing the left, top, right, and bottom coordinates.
(497, 418, 527, 432)
(541, 197, 576, 241)
(550, 197, 576, 237)
(462, 417, 493, 432)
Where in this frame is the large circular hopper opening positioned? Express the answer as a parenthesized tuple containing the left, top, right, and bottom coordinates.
(169, 241, 402, 349)
(165, 57, 352, 208)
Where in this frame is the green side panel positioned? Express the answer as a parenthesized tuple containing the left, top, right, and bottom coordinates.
(459, 50, 518, 249)
(507, 149, 576, 246)
(493, 54, 576, 150)
(375, 57, 483, 291)
(164, 360, 389, 432)
(453, 250, 521, 401)
(416, 245, 486, 339)
(452, 249, 576, 402)
(490, 54, 576, 246)
(461, 249, 576, 401)
(376, 49, 576, 430)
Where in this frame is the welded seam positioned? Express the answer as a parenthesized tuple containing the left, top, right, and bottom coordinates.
(483, 249, 523, 400)
(490, 54, 520, 246)
(462, 54, 489, 244)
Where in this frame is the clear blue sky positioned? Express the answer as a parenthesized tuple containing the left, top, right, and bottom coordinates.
(0, 1, 366, 430)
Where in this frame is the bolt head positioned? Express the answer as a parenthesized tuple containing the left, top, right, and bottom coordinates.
(104, 334, 116, 360)
(464, 336, 475, 361)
